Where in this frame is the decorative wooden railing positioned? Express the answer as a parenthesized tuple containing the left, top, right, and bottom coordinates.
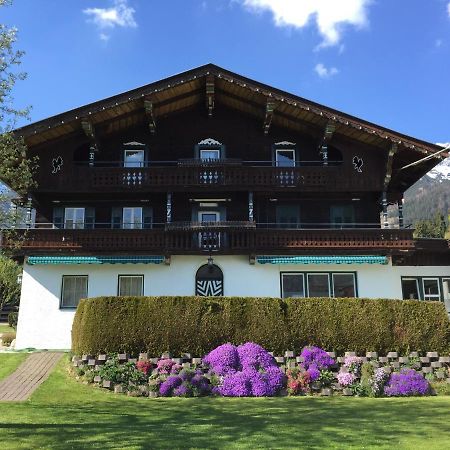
(37, 164, 383, 192)
(3, 227, 416, 255)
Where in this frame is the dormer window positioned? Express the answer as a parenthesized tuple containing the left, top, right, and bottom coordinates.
(123, 142, 147, 168)
(274, 142, 297, 167)
(196, 138, 225, 161)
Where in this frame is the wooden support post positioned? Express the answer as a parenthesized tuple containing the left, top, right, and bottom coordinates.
(383, 143, 398, 190)
(263, 100, 275, 135)
(206, 75, 215, 117)
(318, 121, 336, 166)
(26, 196, 32, 229)
(248, 191, 254, 222)
(81, 119, 98, 166)
(382, 191, 389, 228)
(398, 199, 404, 228)
(166, 192, 172, 223)
(144, 99, 156, 134)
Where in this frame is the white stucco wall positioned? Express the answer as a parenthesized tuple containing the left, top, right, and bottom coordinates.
(15, 256, 450, 350)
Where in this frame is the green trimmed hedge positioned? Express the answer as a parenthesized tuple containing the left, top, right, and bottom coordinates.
(71, 296, 450, 355)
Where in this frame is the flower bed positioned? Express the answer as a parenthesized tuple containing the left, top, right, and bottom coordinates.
(72, 344, 450, 398)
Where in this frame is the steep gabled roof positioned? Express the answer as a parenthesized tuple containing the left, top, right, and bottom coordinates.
(18, 63, 445, 158)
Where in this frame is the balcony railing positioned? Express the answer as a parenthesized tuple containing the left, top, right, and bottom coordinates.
(36, 160, 383, 192)
(2, 224, 416, 255)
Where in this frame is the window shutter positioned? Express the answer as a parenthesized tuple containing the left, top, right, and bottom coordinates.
(111, 207, 123, 229)
(85, 207, 95, 229)
(143, 207, 153, 229)
(53, 207, 64, 229)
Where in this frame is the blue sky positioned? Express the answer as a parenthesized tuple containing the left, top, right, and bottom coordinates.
(3, 0, 450, 144)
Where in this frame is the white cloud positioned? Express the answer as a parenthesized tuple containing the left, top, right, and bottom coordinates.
(237, 0, 372, 47)
(436, 142, 450, 148)
(314, 63, 339, 79)
(84, 0, 137, 40)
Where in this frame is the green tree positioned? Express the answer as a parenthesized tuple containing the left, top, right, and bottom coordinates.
(0, 0, 37, 248)
(0, 254, 21, 313)
(414, 212, 447, 239)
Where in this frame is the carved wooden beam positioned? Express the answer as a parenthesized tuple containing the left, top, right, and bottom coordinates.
(383, 143, 398, 189)
(81, 119, 98, 166)
(144, 99, 156, 134)
(263, 100, 275, 135)
(318, 121, 336, 165)
(206, 75, 215, 117)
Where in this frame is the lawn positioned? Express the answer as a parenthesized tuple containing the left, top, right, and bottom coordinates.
(0, 324, 14, 334)
(0, 353, 27, 381)
(0, 358, 449, 449)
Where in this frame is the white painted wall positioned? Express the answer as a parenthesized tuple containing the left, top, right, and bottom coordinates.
(15, 256, 450, 350)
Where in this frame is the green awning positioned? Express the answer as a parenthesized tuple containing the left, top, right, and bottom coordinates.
(257, 255, 388, 265)
(27, 256, 165, 265)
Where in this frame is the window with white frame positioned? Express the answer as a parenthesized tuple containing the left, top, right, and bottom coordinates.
(64, 208, 85, 229)
(281, 272, 357, 299)
(422, 278, 440, 301)
(61, 276, 88, 308)
(281, 273, 305, 298)
(118, 275, 143, 296)
(122, 207, 143, 229)
(443, 279, 450, 302)
(401, 278, 420, 300)
(276, 149, 296, 167)
(123, 149, 145, 168)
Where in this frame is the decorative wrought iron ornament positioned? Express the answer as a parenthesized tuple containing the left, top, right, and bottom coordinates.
(352, 156, 363, 173)
(52, 156, 63, 174)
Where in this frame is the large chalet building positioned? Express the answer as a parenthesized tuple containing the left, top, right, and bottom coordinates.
(5, 64, 450, 349)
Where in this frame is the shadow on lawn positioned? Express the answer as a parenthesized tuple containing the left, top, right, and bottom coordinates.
(1, 396, 450, 449)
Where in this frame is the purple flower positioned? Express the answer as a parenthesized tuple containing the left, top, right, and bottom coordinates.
(337, 371, 356, 387)
(300, 347, 335, 371)
(157, 359, 175, 374)
(237, 342, 277, 371)
(173, 383, 191, 397)
(203, 343, 240, 376)
(306, 365, 320, 382)
(220, 371, 251, 397)
(159, 375, 182, 396)
(384, 369, 430, 397)
(371, 367, 390, 396)
(344, 356, 363, 376)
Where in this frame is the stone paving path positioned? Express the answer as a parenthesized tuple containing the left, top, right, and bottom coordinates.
(0, 352, 63, 401)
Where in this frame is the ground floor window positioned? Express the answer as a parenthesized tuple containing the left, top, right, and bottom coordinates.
(281, 272, 357, 298)
(401, 276, 449, 301)
(61, 276, 88, 308)
(118, 275, 144, 296)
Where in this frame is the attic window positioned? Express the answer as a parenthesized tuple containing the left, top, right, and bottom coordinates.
(197, 138, 224, 161)
(274, 141, 297, 167)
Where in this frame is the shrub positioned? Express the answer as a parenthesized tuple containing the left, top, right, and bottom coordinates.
(72, 296, 450, 355)
(8, 311, 18, 329)
(1, 331, 15, 346)
(384, 369, 430, 396)
(97, 356, 146, 387)
(203, 342, 286, 397)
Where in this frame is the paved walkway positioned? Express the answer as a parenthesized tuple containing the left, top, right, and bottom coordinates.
(0, 352, 63, 401)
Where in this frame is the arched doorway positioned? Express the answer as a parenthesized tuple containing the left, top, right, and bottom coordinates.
(195, 264, 224, 296)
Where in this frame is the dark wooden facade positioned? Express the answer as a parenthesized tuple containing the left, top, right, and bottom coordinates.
(4, 64, 449, 263)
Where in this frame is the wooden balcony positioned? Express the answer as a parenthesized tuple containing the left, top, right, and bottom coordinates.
(3, 226, 416, 255)
(36, 162, 383, 193)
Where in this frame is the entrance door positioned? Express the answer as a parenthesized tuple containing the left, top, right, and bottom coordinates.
(198, 211, 220, 250)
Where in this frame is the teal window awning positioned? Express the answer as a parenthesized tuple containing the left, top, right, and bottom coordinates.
(257, 255, 388, 265)
(27, 256, 165, 265)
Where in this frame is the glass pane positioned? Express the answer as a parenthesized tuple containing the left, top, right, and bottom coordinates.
(123, 207, 142, 229)
(119, 276, 143, 296)
(64, 208, 85, 229)
(282, 274, 304, 298)
(62, 276, 87, 308)
(423, 279, 440, 300)
(276, 205, 299, 228)
(276, 150, 295, 167)
(401, 278, 420, 300)
(307, 274, 330, 297)
(331, 206, 354, 227)
(124, 150, 144, 168)
(333, 274, 355, 298)
(200, 149, 220, 160)
(200, 213, 219, 223)
(443, 279, 450, 301)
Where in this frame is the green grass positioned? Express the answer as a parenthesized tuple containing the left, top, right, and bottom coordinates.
(0, 358, 449, 449)
(0, 324, 14, 334)
(0, 353, 27, 381)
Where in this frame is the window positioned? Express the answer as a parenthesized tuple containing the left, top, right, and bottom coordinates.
(330, 205, 355, 228)
(118, 275, 143, 296)
(61, 276, 88, 308)
(200, 149, 220, 160)
(443, 279, 450, 301)
(332, 273, 356, 298)
(123, 207, 143, 229)
(401, 278, 420, 300)
(307, 274, 330, 297)
(281, 274, 305, 298)
(196, 264, 224, 296)
(64, 208, 85, 229)
(281, 272, 356, 298)
(276, 149, 296, 167)
(124, 149, 145, 168)
(422, 278, 440, 301)
(276, 205, 300, 228)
